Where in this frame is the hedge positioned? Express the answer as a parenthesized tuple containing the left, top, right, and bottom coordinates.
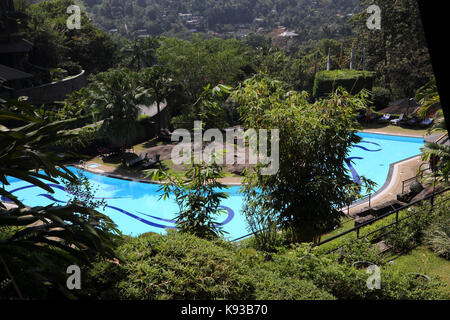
(313, 70, 375, 99)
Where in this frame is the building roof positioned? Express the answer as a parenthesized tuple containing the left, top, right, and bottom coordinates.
(0, 38, 33, 53)
(0, 64, 32, 82)
(378, 98, 420, 115)
(279, 31, 299, 37)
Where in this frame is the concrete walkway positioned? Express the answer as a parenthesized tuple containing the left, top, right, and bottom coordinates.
(345, 155, 425, 216)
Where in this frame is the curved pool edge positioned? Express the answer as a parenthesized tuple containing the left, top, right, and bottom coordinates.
(71, 164, 244, 186)
(74, 131, 424, 189)
(346, 153, 424, 214)
(360, 129, 425, 139)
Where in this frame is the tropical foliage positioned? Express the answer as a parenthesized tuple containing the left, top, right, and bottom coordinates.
(234, 76, 375, 243)
(351, 0, 434, 99)
(0, 100, 120, 299)
(152, 161, 229, 240)
(68, 68, 154, 150)
(82, 0, 359, 40)
(26, 0, 118, 75)
(85, 231, 448, 300)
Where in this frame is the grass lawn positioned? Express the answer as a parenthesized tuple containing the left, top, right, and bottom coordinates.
(133, 138, 164, 153)
(320, 216, 355, 242)
(89, 156, 121, 168)
(384, 246, 450, 295)
(361, 122, 428, 137)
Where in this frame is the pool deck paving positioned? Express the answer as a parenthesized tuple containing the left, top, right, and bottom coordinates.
(346, 155, 425, 216)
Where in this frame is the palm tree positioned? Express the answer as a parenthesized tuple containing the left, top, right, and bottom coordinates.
(140, 66, 172, 133)
(416, 79, 447, 133)
(422, 143, 450, 184)
(416, 80, 449, 184)
(0, 99, 120, 299)
(81, 68, 153, 151)
(121, 37, 160, 71)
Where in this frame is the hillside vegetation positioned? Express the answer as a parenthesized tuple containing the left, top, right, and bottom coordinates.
(82, 0, 360, 40)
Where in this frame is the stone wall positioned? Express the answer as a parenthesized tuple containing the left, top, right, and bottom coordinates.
(13, 70, 87, 104)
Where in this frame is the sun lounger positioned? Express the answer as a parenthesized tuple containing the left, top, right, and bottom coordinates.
(139, 154, 161, 169)
(390, 114, 405, 125)
(419, 118, 434, 126)
(127, 152, 148, 168)
(406, 118, 418, 126)
(378, 114, 391, 122)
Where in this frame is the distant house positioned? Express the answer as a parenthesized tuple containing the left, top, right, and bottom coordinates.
(134, 29, 148, 37)
(236, 29, 251, 38)
(178, 13, 193, 20)
(278, 31, 299, 38)
(256, 27, 267, 33)
(186, 19, 200, 25)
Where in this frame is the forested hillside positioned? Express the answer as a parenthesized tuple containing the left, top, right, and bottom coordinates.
(81, 0, 360, 41)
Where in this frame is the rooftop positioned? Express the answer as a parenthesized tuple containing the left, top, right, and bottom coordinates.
(0, 38, 33, 53)
(0, 64, 32, 82)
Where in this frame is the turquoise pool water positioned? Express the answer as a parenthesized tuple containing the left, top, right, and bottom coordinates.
(3, 133, 424, 240)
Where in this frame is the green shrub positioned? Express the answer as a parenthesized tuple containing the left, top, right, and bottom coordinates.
(380, 268, 447, 300)
(265, 243, 446, 300)
(313, 70, 375, 99)
(89, 231, 254, 300)
(252, 269, 336, 300)
(424, 212, 450, 259)
(371, 87, 391, 110)
(85, 231, 448, 300)
(59, 61, 83, 76)
(386, 202, 436, 254)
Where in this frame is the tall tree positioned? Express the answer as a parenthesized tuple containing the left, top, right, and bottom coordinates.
(140, 66, 172, 132)
(351, 0, 434, 99)
(120, 37, 160, 70)
(78, 68, 152, 150)
(234, 76, 373, 243)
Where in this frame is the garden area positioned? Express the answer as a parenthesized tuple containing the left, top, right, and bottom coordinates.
(1, 0, 449, 302)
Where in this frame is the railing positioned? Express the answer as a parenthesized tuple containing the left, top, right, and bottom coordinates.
(313, 187, 450, 255)
(401, 163, 431, 194)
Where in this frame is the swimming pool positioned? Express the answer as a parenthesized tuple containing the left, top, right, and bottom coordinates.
(3, 132, 424, 240)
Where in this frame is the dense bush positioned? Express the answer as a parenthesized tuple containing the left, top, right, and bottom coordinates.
(313, 70, 375, 99)
(257, 242, 446, 300)
(85, 232, 448, 300)
(371, 87, 391, 110)
(252, 270, 336, 300)
(424, 207, 450, 259)
(386, 195, 450, 254)
(88, 231, 254, 300)
(59, 61, 83, 76)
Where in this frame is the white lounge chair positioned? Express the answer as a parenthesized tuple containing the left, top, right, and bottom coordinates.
(379, 114, 391, 122)
(390, 114, 405, 125)
(420, 118, 434, 126)
(406, 118, 418, 126)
